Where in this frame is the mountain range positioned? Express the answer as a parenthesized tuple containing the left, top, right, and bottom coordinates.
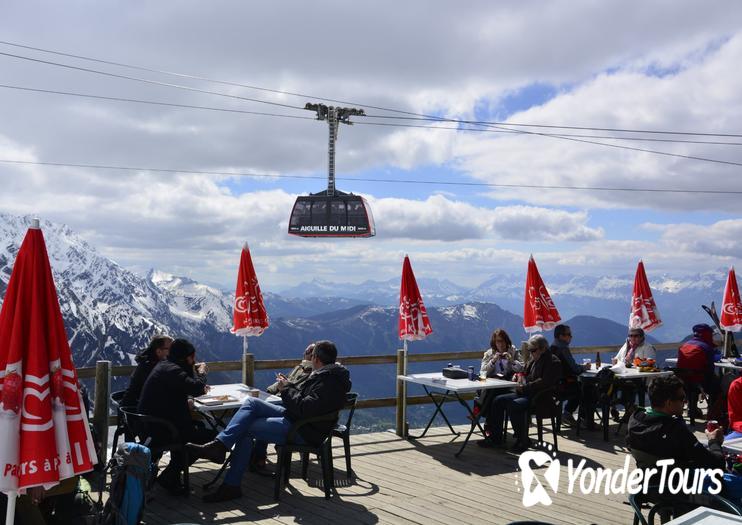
(1, 212, 730, 430)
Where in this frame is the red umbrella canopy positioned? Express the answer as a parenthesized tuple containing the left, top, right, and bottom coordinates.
(629, 260, 662, 333)
(523, 256, 561, 334)
(721, 267, 742, 332)
(231, 243, 269, 336)
(0, 223, 97, 493)
(399, 255, 432, 341)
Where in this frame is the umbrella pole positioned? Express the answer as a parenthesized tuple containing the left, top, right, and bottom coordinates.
(243, 336, 248, 356)
(5, 491, 16, 524)
(725, 331, 731, 359)
(403, 340, 408, 437)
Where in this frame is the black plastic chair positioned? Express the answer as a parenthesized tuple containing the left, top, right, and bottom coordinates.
(274, 411, 339, 500)
(120, 407, 190, 495)
(529, 387, 560, 452)
(332, 392, 358, 478)
(110, 390, 133, 458)
(502, 387, 560, 452)
(629, 483, 742, 525)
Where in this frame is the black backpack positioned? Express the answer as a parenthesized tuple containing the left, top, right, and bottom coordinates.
(595, 367, 617, 401)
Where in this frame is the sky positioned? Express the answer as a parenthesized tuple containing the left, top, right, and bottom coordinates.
(0, 1, 741, 291)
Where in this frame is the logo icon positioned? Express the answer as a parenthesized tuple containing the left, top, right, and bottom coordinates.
(518, 444, 560, 507)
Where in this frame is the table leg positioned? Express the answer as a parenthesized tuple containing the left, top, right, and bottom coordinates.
(602, 399, 609, 442)
(454, 394, 487, 457)
(407, 387, 460, 439)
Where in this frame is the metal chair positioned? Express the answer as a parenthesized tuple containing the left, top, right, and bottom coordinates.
(274, 411, 339, 500)
(529, 386, 560, 452)
(119, 407, 190, 495)
(110, 390, 133, 458)
(332, 392, 358, 478)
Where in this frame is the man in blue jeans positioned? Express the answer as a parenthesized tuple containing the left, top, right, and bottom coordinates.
(187, 340, 351, 502)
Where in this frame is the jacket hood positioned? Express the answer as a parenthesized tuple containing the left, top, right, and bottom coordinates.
(628, 409, 679, 440)
(312, 363, 352, 391)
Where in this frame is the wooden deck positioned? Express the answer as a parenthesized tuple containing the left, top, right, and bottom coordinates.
(137, 418, 710, 525)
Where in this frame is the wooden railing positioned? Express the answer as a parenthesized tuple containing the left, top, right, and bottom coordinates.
(80, 342, 683, 463)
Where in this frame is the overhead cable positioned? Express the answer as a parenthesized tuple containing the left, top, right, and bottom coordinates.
(1, 158, 740, 195)
(1, 40, 741, 139)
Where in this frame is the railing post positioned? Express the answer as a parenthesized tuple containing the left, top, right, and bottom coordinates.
(242, 352, 255, 386)
(93, 360, 111, 465)
(396, 349, 407, 437)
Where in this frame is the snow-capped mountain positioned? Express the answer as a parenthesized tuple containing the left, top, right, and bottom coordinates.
(278, 276, 469, 305)
(283, 272, 730, 341)
(0, 213, 239, 366)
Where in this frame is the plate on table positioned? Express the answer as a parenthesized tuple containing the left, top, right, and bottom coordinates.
(195, 394, 239, 406)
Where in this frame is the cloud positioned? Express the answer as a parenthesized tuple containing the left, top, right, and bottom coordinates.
(371, 196, 603, 241)
(453, 34, 742, 212)
(649, 219, 742, 258)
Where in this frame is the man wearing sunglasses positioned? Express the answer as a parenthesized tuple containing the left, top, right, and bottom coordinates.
(627, 374, 723, 468)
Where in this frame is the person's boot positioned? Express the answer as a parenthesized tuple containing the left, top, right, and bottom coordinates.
(186, 439, 227, 464)
(203, 483, 242, 503)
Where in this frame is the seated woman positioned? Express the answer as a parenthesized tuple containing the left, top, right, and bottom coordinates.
(473, 329, 522, 422)
(121, 334, 173, 408)
(610, 328, 656, 421)
(479, 334, 562, 452)
(480, 328, 523, 381)
(612, 327, 656, 367)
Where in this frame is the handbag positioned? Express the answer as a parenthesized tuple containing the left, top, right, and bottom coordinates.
(442, 367, 468, 379)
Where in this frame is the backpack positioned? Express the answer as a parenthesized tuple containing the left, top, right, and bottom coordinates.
(100, 442, 152, 525)
(595, 367, 616, 402)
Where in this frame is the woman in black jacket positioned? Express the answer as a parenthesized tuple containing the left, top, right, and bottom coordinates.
(120, 335, 172, 408)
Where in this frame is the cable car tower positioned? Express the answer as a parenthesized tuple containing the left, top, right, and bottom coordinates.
(287, 103, 376, 238)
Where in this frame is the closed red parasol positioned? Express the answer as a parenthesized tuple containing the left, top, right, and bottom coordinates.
(523, 255, 561, 333)
(721, 267, 742, 332)
(397, 255, 432, 437)
(0, 219, 97, 522)
(399, 255, 432, 341)
(231, 243, 269, 355)
(629, 260, 662, 333)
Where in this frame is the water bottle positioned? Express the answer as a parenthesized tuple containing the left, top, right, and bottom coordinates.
(468, 366, 476, 381)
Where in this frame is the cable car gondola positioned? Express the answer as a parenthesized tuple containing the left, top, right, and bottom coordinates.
(288, 103, 376, 238)
(288, 190, 375, 237)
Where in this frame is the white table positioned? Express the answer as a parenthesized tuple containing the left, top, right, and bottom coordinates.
(663, 506, 742, 524)
(399, 372, 517, 456)
(580, 366, 672, 441)
(722, 436, 742, 454)
(194, 383, 281, 429)
(665, 357, 742, 376)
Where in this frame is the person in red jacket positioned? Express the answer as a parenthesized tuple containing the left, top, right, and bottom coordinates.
(677, 324, 721, 417)
(727, 376, 742, 440)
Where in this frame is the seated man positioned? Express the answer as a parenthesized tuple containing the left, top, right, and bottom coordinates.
(265, 343, 315, 394)
(121, 334, 173, 408)
(249, 342, 316, 475)
(187, 340, 351, 502)
(549, 324, 591, 427)
(479, 334, 562, 452)
(677, 323, 722, 418)
(610, 327, 656, 421)
(137, 338, 215, 493)
(627, 374, 742, 501)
